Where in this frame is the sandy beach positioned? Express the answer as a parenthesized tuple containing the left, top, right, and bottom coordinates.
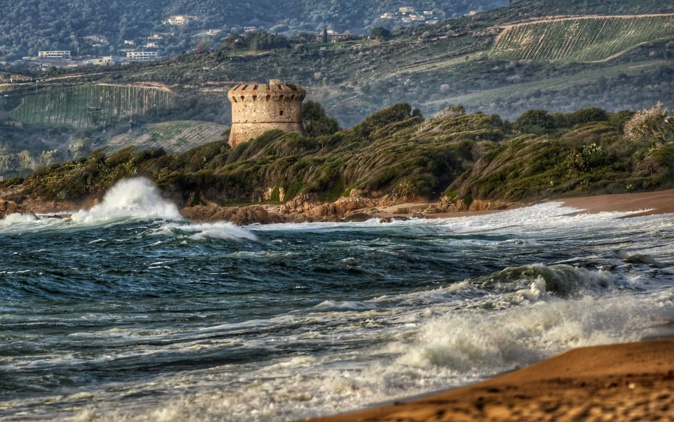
(306, 189, 674, 422)
(309, 339, 674, 421)
(559, 189, 674, 217)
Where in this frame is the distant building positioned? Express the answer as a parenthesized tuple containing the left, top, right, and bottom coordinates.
(244, 26, 257, 33)
(84, 35, 108, 44)
(380, 13, 395, 19)
(124, 40, 135, 46)
(85, 56, 113, 66)
(164, 15, 197, 26)
(145, 42, 159, 48)
(148, 34, 164, 40)
(423, 10, 434, 15)
(316, 30, 351, 43)
(9, 74, 34, 83)
(126, 51, 159, 61)
(399, 7, 415, 14)
(227, 79, 305, 148)
(426, 19, 440, 25)
(38, 51, 71, 60)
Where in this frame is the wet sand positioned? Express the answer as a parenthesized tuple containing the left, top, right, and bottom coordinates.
(308, 339, 674, 421)
(559, 188, 674, 217)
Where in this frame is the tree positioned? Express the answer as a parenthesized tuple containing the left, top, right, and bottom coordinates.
(302, 100, 340, 137)
(370, 27, 391, 39)
(514, 109, 556, 133)
(624, 102, 674, 142)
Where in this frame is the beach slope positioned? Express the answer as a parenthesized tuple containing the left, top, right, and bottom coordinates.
(309, 338, 674, 421)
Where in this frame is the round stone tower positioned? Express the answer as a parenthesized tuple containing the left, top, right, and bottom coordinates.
(227, 79, 306, 148)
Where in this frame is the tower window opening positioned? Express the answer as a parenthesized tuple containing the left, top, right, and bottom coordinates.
(252, 95, 257, 100)
(279, 110, 284, 116)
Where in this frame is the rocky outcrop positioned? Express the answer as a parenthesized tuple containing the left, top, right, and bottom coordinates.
(0, 199, 26, 219)
(181, 204, 287, 225)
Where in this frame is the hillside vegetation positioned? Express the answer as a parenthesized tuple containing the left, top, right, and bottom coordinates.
(2, 0, 674, 178)
(9, 84, 174, 128)
(491, 14, 674, 62)
(4, 104, 673, 216)
(107, 120, 228, 153)
(0, 0, 506, 60)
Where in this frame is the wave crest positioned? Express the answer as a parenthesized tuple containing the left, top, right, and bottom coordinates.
(71, 178, 181, 223)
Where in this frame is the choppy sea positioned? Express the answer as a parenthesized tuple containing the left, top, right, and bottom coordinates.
(1, 178, 673, 421)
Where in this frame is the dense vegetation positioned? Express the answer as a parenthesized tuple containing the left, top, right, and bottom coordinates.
(4, 103, 673, 211)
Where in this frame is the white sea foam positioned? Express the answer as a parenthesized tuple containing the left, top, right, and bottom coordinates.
(5, 203, 674, 422)
(395, 293, 662, 374)
(70, 178, 181, 223)
(155, 221, 257, 241)
(0, 213, 37, 224)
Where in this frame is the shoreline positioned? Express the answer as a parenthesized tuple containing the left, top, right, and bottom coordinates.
(300, 189, 674, 421)
(307, 338, 674, 421)
(6, 188, 674, 224)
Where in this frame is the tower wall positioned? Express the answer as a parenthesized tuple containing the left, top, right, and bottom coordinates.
(228, 80, 305, 148)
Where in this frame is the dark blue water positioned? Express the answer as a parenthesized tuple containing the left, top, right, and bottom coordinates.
(1, 179, 673, 421)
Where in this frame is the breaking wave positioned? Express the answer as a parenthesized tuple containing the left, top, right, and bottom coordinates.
(396, 293, 659, 372)
(71, 178, 181, 223)
(156, 221, 257, 241)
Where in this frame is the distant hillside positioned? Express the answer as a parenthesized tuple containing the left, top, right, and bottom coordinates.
(491, 14, 674, 63)
(2, 0, 674, 178)
(107, 121, 228, 153)
(9, 83, 174, 128)
(0, 0, 506, 60)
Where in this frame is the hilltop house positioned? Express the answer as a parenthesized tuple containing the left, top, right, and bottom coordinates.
(316, 29, 350, 43)
(163, 15, 197, 26)
(126, 51, 159, 61)
(38, 51, 71, 60)
(9, 74, 34, 83)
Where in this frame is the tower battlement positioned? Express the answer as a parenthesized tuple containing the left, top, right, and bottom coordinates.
(227, 79, 306, 148)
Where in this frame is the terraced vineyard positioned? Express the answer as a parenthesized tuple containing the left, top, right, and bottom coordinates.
(490, 14, 674, 63)
(10, 84, 175, 128)
(107, 121, 228, 153)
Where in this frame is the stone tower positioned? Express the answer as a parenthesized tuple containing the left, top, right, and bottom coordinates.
(227, 79, 306, 148)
